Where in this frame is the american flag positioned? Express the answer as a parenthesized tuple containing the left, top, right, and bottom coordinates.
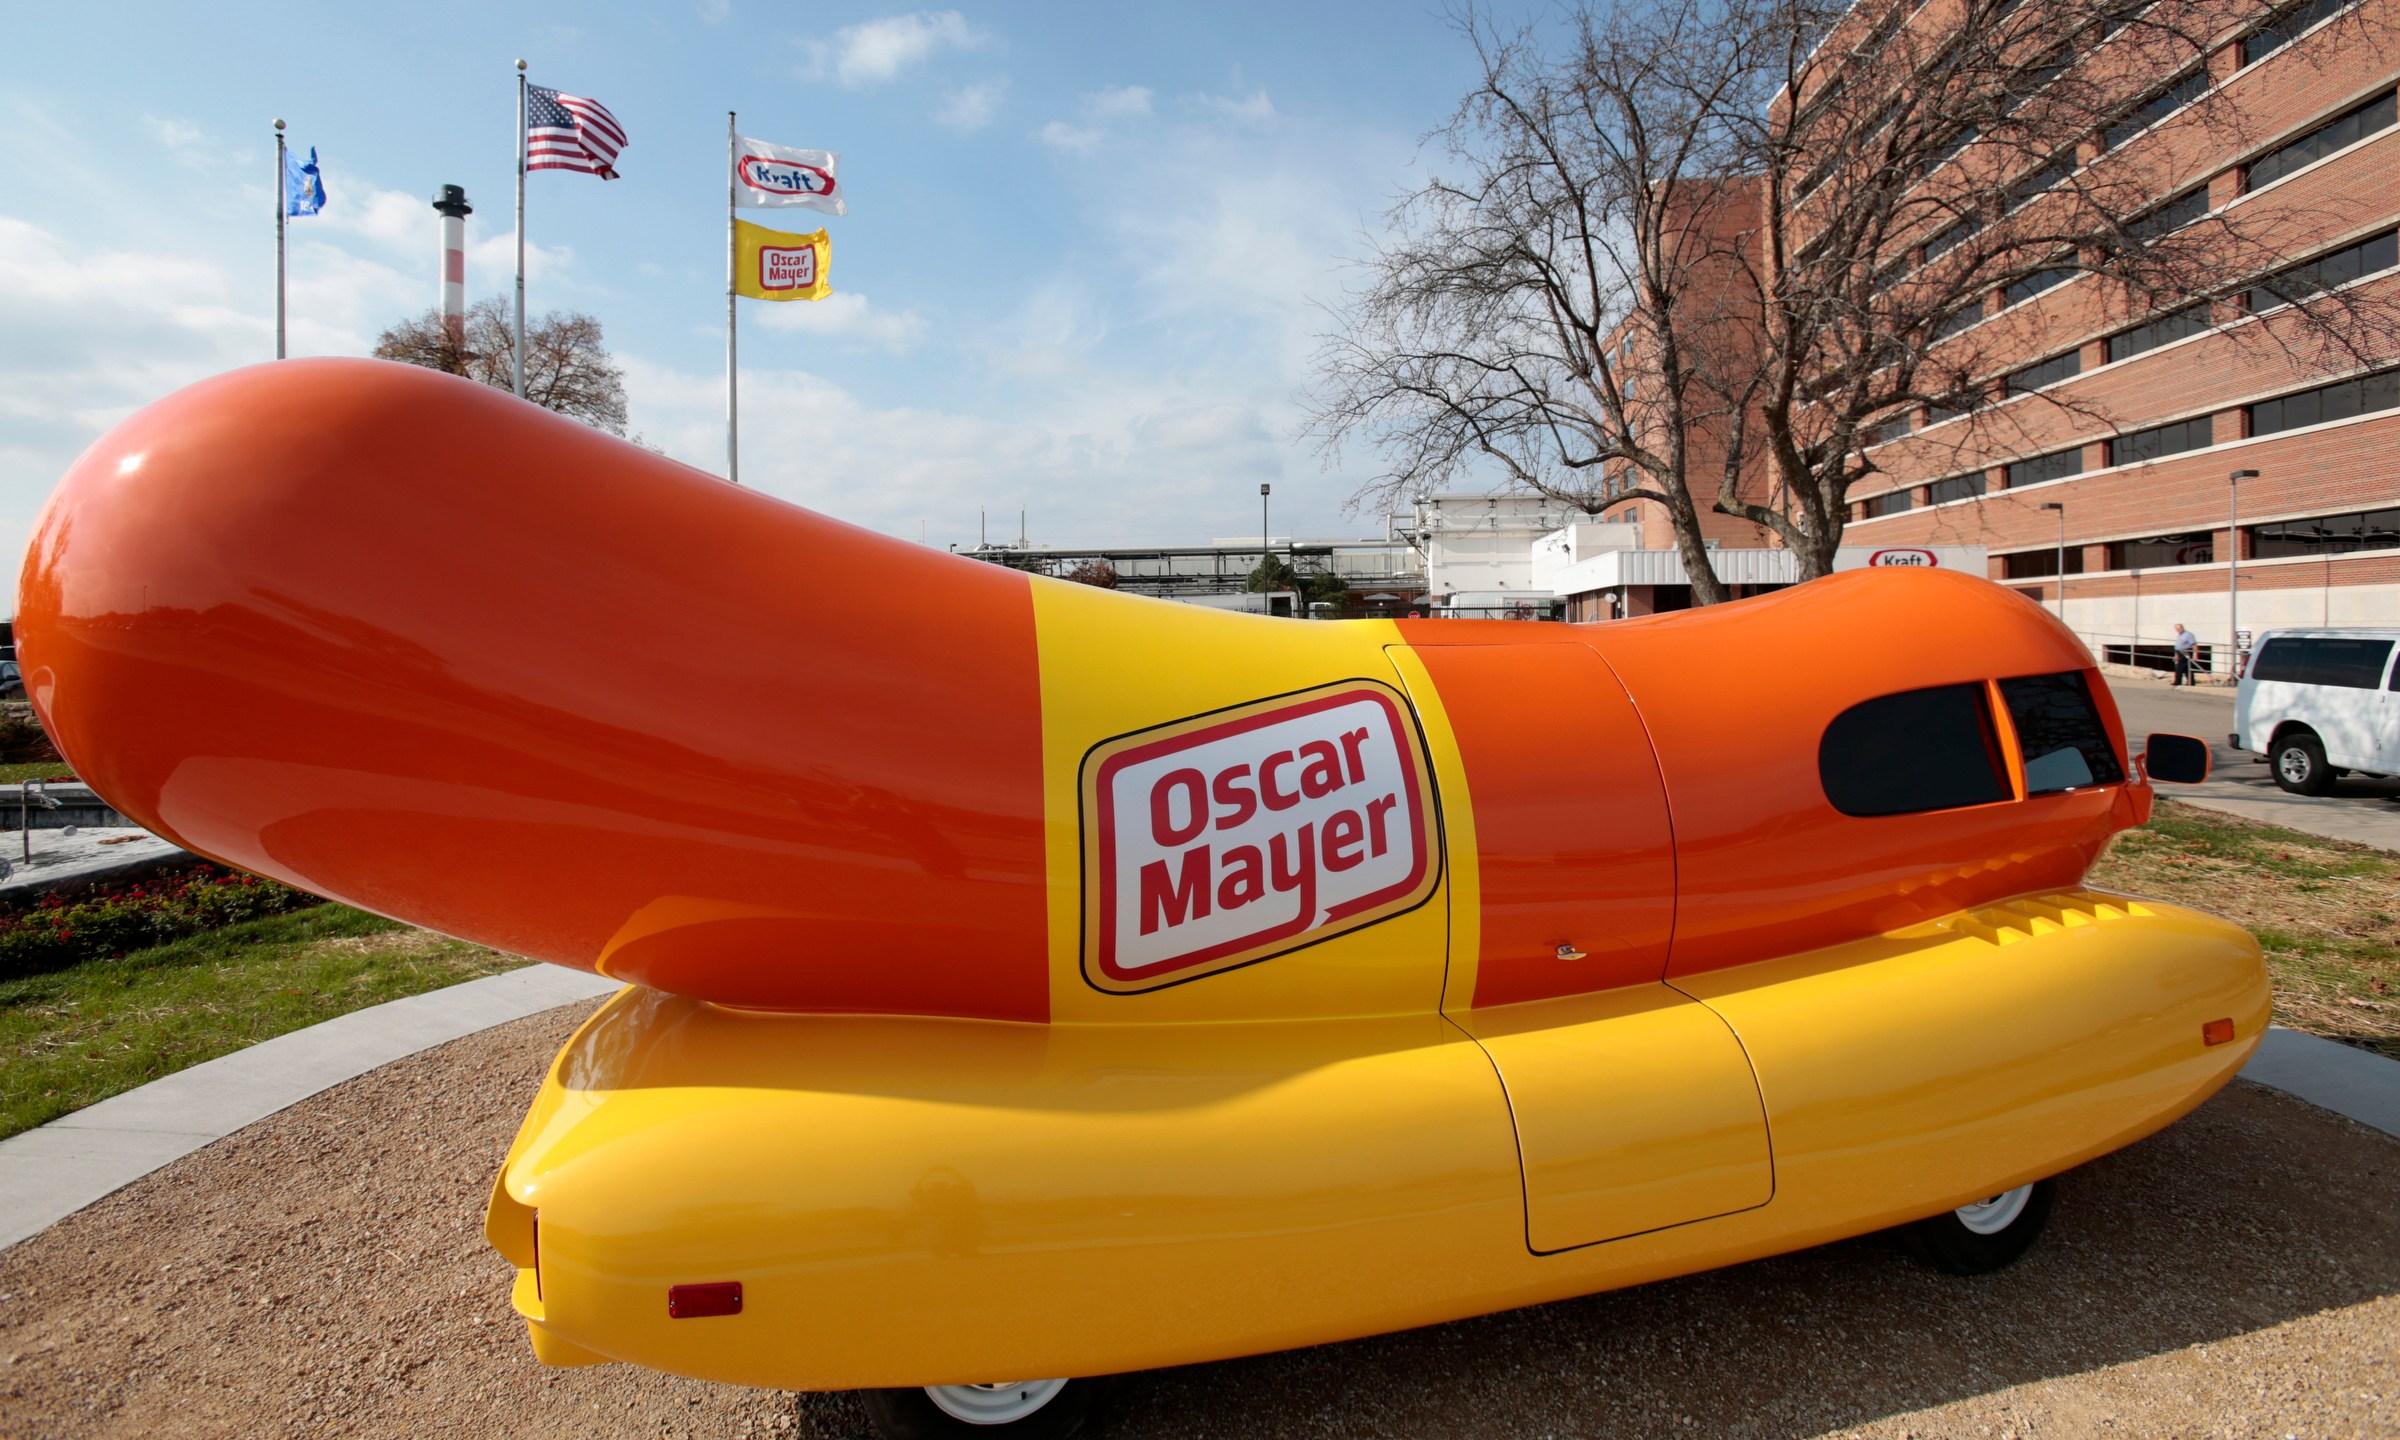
(525, 83, 627, 179)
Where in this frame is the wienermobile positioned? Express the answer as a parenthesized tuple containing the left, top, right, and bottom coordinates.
(21, 361, 2262, 1438)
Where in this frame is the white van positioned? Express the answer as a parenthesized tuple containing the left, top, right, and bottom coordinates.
(2232, 628, 2400, 794)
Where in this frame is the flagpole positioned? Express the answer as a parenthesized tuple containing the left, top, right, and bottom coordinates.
(273, 119, 287, 360)
(727, 111, 740, 485)
(513, 59, 529, 399)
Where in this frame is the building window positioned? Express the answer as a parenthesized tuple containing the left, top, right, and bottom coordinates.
(1873, 411, 1916, 444)
(2128, 187, 2210, 242)
(1997, 671, 2126, 794)
(2004, 448, 2083, 487)
(2002, 548, 2085, 579)
(2245, 89, 2396, 190)
(2248, 367, 2400, 436)
(1925, 216, 1980, 261)
(1928, 126, 1978, 170)
(2101, 0, 2156, 39)
(1934, 300, 1985, 340)
(2249, 228, 2399, 316)
(1818, 684, 2013, 817)
(1865, 488, 1915, 517)
(2103, 68, 2210, 151)
(2110, 415, 2213, 465)
(2106, 302, 2211, 362)
(2002, 156, 2073, 214)
(2249, 635, 2396, 688)
(1928, 473, 1986, 505)
(2249, 504, 2400, 558)
(1928, 389, 1983, 424)
(2002, 265, 2074, 307)
(2243, 0, 2365, 66)
(2106, 532, 2214, 568)
(2006, 350, 2081, 394)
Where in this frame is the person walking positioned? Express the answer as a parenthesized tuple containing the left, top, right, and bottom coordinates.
(2171, 623, 2197, 686)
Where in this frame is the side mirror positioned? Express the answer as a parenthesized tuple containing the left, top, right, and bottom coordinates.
(2142, 733, 2212, 785)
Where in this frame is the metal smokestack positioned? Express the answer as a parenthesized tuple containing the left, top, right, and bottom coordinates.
(431, 184, 472, 341)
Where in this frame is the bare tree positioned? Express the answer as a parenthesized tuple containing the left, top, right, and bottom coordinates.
(1316, 0, 2400, 601)
(375, 295, 631, 437)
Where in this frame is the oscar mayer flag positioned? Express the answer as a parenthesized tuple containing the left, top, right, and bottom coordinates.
(733, 220, 831, 302)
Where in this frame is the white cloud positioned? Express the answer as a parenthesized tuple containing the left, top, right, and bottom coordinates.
(1195, 89, 1276, 124)
(146, 116, 213, 165)
(800, 11, 989, 88)
(1039, 120, 1102, 154)
(695, 0, 731, 23)
(935, 79, 1006, 134)
(1038, 86, 1164, 154)
(1086, 85, 1153, 120)
(753, 291, 927, 350)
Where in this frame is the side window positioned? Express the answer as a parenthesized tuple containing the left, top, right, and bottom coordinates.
(2304, 638, 2394, 688)
(1820, 684, 2012, 817)
(2250, 638, 2304, 682)
(1998, 671, 2127, 795)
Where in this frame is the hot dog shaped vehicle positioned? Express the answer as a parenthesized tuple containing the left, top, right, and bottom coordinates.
(21, 361, 2260, 1437)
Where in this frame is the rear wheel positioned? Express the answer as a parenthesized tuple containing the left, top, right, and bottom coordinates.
(1899, 1180, 2055, 1275)
(861, 1378, 1109, 1438)
(2271, 731, 2333, 796)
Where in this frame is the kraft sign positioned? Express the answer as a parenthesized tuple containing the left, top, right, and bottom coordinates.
(737, 156, 835, 200)
(1080, 682, 1440, 993)
(1831, 545, 1985, 573)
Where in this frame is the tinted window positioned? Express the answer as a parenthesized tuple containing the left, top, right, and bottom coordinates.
(2111, 415, 2212, 465)
(2250, 230, 2398, 316)
(2108, 303, 2212, 362)
(2253, 637, 2395, 688)
(2006, 448, 2083, 487)
(2248, 368, 2399, 436)
(2247, 90, 2395, 190)
(1929, 473, 1986, 505)
(2249, 638, 2305, 681)
(2250, 504, 2400, 556)
(2246, 0, 2363, 64)
(1820, 684, 2012, 817)
(1998, 671, 2126, 795)
(2007, 351, 2081, 394)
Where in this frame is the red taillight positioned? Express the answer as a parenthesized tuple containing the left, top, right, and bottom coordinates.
(667, 1281, 743, 1319)
(2202, 1018, 2235, 1047)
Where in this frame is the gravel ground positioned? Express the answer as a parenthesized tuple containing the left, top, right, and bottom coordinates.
(0, 1003, 2394, 1440)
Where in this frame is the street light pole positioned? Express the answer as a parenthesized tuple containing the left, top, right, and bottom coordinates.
(2040, 502, 2066, 623)
(2229, 470, 2259, 679)
(1260, 483, 1272, 580)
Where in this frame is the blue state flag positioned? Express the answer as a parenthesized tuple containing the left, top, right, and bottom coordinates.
(283, 145, 326, 217)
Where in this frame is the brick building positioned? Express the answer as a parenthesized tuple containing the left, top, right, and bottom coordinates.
(1833, 0, 2400, 672)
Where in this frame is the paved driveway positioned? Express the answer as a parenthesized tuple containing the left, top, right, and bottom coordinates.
(2105, 674, 2400, 851)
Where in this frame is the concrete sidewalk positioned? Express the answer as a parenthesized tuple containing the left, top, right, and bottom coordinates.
(0, 962, 621, 1249)
(2105, 676, 2400, 851)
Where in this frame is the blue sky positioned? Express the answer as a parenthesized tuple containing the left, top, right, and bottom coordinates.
(1, 2, 1513, 584)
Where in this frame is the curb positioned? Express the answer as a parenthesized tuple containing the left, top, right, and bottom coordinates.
(2241, 1025, 2400, 1140)
(1, 981, 2390, 1254)
(0, 963, 621, 1250)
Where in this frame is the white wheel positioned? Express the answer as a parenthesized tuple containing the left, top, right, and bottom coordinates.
(923, 1380, 1071, 1425)
(1953, 1184, 2033, 1235)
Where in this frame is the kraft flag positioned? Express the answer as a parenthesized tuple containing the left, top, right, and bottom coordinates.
(734, 220, 831, 301)
(733, 136, 845, 215)
(283, 145, 325, 217)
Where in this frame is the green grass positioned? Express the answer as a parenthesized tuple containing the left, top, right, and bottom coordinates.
(2091, 799, 2399, 1060)
(0, 904, 524, 1139)
(0, 762, 75, 784)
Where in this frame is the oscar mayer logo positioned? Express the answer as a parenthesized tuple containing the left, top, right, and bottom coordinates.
(759, 244, 817, 291)
(1081, 681, 1440, 993)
